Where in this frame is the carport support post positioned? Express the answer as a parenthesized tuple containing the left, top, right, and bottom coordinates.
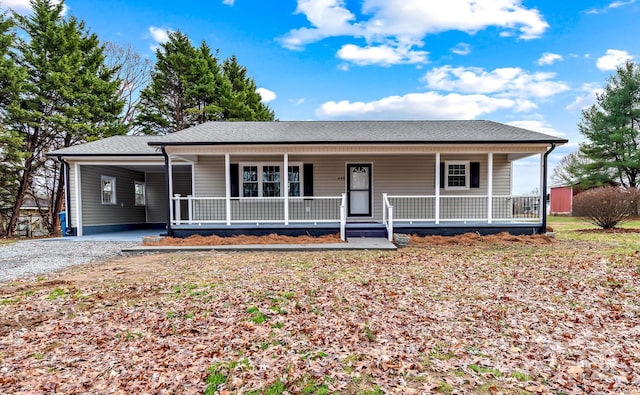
(161, 146, 173, 236)
(435, 152, 440, 224)
(225, 154, 231, 226)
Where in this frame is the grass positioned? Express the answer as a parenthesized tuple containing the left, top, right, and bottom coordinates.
(548, 215, 640, 254)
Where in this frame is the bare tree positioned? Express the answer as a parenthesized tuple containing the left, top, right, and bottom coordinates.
(104, 42, 151, 134)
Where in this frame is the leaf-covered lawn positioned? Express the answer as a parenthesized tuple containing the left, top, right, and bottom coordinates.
(1, 238, 639, 394)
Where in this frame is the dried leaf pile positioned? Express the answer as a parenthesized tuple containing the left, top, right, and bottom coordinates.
(145, 233, 343, 246)
(1, 241, 639, 394)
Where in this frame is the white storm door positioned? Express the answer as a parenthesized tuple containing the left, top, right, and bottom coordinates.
(347, 164, 371, 216)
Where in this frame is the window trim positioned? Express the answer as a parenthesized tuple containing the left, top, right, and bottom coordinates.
(134, 181, 146, 206)
(239, 161, 304, 198)
(444, 161, 470, 191)
(101, 175, 117, 205)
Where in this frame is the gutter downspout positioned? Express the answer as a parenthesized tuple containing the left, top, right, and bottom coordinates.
(161, 146, 173, 237)
(541, 143, 556, 234)
(57, 156, 72, 235)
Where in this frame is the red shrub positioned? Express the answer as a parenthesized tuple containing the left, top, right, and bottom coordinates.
(572, 187, 639, 229)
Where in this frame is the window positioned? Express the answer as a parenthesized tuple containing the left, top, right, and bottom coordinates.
(101, 176, 116, 204)
(242, 166, 258, 197)
(288, 166, 300, 197)
(445, 161, 469, 190)
(262, 165, 281, 197)
(240, 162, 303, 197)
(134, 181, 146, 206)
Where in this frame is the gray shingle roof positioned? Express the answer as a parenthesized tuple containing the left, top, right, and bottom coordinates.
(152, 120, 567, 145)
(49, 120, 567, 156)
(48, 135, 162, 156)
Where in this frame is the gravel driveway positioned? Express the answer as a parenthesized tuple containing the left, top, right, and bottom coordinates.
(0, 239, 138, 282)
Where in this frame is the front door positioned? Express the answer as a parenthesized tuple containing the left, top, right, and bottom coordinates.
(347, 164, 371, 217)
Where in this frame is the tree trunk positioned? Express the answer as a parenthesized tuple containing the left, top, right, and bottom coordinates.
(51, 162, 65, 235)
(0, 211, 6, 238)
(7, 160, 34, 238)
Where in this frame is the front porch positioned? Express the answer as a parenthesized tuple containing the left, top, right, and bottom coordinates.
(169, 193, 544, 241)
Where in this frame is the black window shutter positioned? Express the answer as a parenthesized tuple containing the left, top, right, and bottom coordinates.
(303, 163, 313, 196)
(230, 163, 239, 197)
(439, 162, 445, 189)
(470, 162, 480, 188)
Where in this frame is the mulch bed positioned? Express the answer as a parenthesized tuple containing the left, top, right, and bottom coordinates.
(144, 233, 344, 246)
(409, 231, 555, 246)
(574, 228, 640, 233)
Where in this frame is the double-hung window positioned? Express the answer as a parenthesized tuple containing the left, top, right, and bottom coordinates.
(134, 181, 146, 206)
(444, 161, 469, 190)
(240, 162, 303, 197)
(101, 176, 116, 205)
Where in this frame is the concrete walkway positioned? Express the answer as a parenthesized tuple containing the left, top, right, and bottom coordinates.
(122, 237, 396, 253)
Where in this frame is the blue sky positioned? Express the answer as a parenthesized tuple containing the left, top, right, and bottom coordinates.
(3, 0, 639, 193)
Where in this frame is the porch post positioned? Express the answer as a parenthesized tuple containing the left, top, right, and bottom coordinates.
(487, 152, 493, 224)
(75, 163, 83, 237)
(168, 153, 174, 227)
(284, 153, 289, 225)
(435, 152, 440, 224)
(225, 153, 231, 226)
(539, 152, 545, 224)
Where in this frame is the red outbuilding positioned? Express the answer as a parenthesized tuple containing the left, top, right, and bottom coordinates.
(550, 185, 580, 215)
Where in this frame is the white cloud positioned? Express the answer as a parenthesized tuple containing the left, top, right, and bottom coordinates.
(148, 26, 172, 44)
(256, 87, 276, 103)
(336, 43, 428, 66)
(359, 0, 548, 40)
(279, 0, 548, 66)
(1, 0, 67, 14)
(537, 52, 563, 65)
(587, 0, 636, 14)
(451, 43, 471, 56)
(565, 83, 603, 112)
(506, 120, 565, 137)
(316, 91, 535, 120)
(147, 26, 174, 51)
(280, 0, 359, 50)
(422, 65, 570, 98)
(596, 49, 633, 71)
(609, 0, 636, 8)
(222, 0, 235, 5)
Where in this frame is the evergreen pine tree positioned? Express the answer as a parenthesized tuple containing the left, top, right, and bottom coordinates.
(3, 0, 124, 237)
(136, 33, 275, 134)
(578, 61, 640, 188)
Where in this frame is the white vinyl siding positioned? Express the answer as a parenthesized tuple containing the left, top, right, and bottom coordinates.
(190, 153, 512, 221)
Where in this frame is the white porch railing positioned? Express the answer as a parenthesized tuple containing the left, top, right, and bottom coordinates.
(386, 194, 541, 223)
(171, 194, 347, 240)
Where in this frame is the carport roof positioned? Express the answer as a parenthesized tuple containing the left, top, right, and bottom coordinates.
(48, 135, 162, 156)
